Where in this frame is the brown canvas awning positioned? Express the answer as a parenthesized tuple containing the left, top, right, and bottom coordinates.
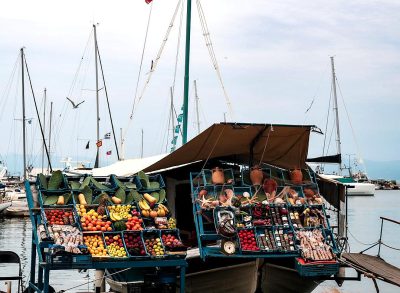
(145, 123, 312, 172)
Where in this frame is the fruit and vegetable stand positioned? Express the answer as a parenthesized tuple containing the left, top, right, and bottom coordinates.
(25, 171, 187, 293)
(190, 166, 339, 277)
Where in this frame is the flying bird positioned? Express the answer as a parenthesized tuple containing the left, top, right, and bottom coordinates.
(66, 97, 85, 109)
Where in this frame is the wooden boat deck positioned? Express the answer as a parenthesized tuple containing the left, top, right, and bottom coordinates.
(342, 253, 400, 287)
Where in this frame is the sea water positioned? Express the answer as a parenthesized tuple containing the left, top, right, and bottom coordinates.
(1, 190, 399, 292)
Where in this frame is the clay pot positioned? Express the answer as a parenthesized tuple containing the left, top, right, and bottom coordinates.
(211, 167, 225, 185)
(263, 178, 278, 194)
(290, 169, 303, 184)
(250, 166, 264, 186)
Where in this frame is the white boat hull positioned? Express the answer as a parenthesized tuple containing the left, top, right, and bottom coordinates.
(343, 182, 375, 196)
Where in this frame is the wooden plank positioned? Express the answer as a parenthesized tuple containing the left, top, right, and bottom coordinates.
(342, 253, 400, 287)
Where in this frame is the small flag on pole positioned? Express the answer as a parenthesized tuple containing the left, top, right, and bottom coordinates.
(106, 150, 112, 155)
(96, 140, 103, 148)
(104, 132, 111, 139)
(85, 141, 90, 149)
(145, 0, 153, 4)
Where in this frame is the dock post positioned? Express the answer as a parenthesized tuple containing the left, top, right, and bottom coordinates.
(95, 269, 105, 293)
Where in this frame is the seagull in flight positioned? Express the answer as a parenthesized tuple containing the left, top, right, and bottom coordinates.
(66, 97, 85, 109)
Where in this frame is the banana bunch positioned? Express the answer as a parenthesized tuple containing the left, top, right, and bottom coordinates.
(139, 199, 170, 218)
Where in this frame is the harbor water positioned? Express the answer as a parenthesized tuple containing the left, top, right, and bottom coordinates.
(1, 190, 399, 292)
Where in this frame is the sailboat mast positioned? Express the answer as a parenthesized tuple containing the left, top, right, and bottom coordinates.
(170, 87, 176, 145)
(21, 48, 27, 180)
(94, 24, 100, 168)
(42, 88, 47, 174)
(194, 80, 200, 134)
(48, 101, 53, 173)
(330, 56, 342, 173)
(182, 0, 192, 144)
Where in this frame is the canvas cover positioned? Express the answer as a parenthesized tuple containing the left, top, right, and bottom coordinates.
(145, 123, 312, 172)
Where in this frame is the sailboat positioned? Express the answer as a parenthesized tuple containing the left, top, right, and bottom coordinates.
(308, 57, 375, 196)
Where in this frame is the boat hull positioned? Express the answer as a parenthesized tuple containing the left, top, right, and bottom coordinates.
(344, 182, 375, 196)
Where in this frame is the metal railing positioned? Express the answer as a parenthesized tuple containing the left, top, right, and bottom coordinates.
(360, 216, 400, 257)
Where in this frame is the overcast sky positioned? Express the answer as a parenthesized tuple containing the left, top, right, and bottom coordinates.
(0, 0, 399, 172)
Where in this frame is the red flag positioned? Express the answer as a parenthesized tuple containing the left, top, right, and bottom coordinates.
(106, 150, 112, 155)
(145, 0, 153, 4)
(96, 140, 102, 148)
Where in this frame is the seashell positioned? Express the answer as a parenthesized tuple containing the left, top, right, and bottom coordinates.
(243, 192, 250, 198)
(274, 198, 285, 204)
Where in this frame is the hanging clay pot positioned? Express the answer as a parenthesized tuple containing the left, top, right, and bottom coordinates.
(263, 178, 278, 194)
(290, 168, 303, 184)
(211, 167, 225, 185)
(250, 165, 263, 186)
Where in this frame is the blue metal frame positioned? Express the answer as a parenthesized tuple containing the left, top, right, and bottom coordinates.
(25, 181, 187, 293)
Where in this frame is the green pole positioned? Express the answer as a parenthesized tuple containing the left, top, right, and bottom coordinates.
(182, 0, 192, 144)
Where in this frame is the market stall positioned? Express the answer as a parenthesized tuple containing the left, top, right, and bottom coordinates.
(26, 171, 187, 293)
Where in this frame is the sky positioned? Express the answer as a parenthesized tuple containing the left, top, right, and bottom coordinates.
(0, 0, 399, 174)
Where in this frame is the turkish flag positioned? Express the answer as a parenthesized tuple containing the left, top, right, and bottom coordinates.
(145, 0, 153, 4)
(96, 140, 102, 148)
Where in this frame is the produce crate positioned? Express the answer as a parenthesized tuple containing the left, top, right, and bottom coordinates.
(288, 205, 307, 229)
(295, 257, 339, 277)
(251, 203, 273, 227)
(238, 227, 261, 253)
(190, 172, 203, 189)
(275, 186, 305, 206)
(193, 185, 217, 201)
(89, 176, 115, 193)
(269, 204, 290, 228)
(139, 174, 165, 192)
(142, 230, 166, 258)
(83, 232, 110, 258)
(273, 227, 298, 253)
(201, 168, 235, 186)
(110, 174, 140, 190)
(36, 173, 69, 192)
(214, 184, 234, 200)
(233, 186, 252, 199)
(250, 186, 268, 202)
(241, 167, 271, 186)
(39, 190, 74, 207)
(255, 226, 278, 252)
(65, 175, 88, 192)
(45, 251, 72, 268)
(122, 230, 149, 259)
(323, 229, 339, 254)
(161, 229, 187, 259)
(103, 232, 129, 258)
(42, 206, 77, 226)
(76, 204, 113, 233)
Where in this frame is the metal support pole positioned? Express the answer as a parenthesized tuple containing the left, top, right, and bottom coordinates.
(182, 0, 192, 144)
(95, 269, 105, 293)
(179, 266, 186, 293)
(43, 269, 50, 293)
(377, 218, 384, 258)
(30, 230, 37, 291)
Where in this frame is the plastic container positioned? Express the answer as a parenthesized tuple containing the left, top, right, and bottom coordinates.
(295, 257, 339, 277)
(42, 206, 77, 226)
(273, 227, 298, 253)
(251, 203, 273, 227)
(65, 175, 88, 192)
(76, 204, 113, 233)
(139, 174, 165, 192)
(89, 176, 115, 193)
(110, 174, 140, 190)
(36, 173, 69, 192)
(103, 232, 129, 258)
(275, 186, 305, 207)
(255, 226, 277, 252)
(269, 204, 290, 228)
(122, 230, 149, 258)
(39, 190, 74, 207)
(161, 229, 187, 258)
(142, 230, 166, 258)
(237, 227, 261, 253)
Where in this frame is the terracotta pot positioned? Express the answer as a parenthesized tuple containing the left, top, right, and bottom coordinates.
(263, 178, 278, 194)
(290, 169, 303, 184)
(211, 167, 225, 184)
(250, 166, 263, 186)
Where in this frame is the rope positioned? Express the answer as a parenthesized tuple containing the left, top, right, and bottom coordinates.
(129, 0, 182, 120)
(130, 2, 154, 118)
(171, 0, 184, 97)
(61, 267, 131, 292)
(196, 0, 234, 120)
(347, 227, 379, 246)
(336, 77, 366, 172)
(381, 242, 400, 251)
(0, 54, 19, 121)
